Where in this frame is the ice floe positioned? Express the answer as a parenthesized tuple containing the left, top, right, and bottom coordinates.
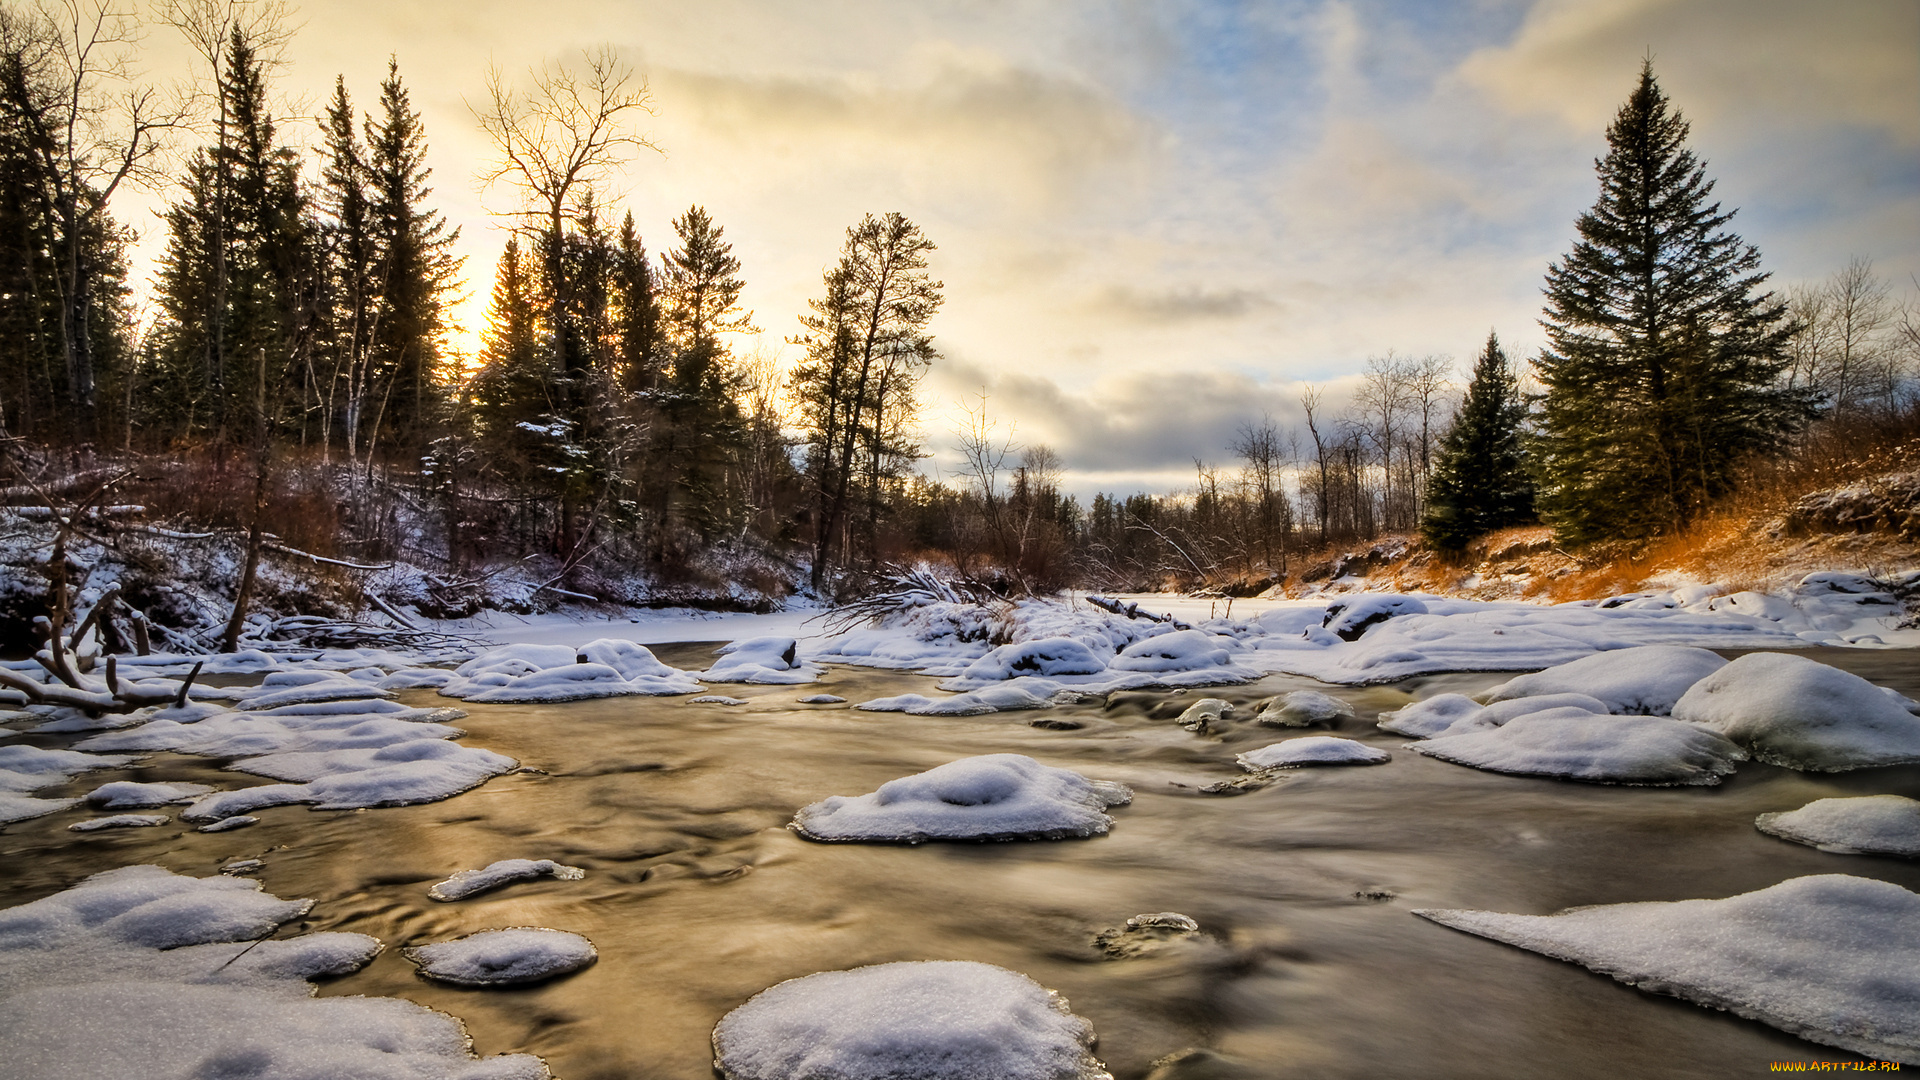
(404, 928, 597, 987)
(0, 865, 549, 1079)
(791, 754, 1132, 843)
(1254, 690, 1355, 727)
(1412, 713, 1745, 786)
(1236, 736, 1390, 770)
(712, 960, 1109, 1080)
(1671, 652, 1920, 771)
(69, 813, 167, 831)
(429, 859, 587, 901)
(1416, 874, 1920, 1064)
(1755, 796, 1920, 858)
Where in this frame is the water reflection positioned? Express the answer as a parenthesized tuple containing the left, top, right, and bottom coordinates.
(1, 646, 1916, 1079)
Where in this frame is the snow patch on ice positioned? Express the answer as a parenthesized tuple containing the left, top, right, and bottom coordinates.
(1756, 796, 1920, 858)
(1415, 874, 1920, 1065)
(1672, 652, 1920, 772)
(702, 637, 823, 685)
(1412, 712, 1745, 786)
(85, 780, 214, 808)
(1483, 645, 1726, 715)
(1237, 736, 1390, 770)
(404, 928, 597, 987)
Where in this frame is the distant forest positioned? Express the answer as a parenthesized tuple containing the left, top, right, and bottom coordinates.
(2, 2, 1916, 605)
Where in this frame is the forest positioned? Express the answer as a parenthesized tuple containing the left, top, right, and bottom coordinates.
(1, 0, 1917, 640)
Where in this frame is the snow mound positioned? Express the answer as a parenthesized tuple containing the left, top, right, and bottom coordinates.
(69, 813, 168, 831)
(1415, 874, 1920, 1065)
(429, 859, 588, 901)
(440, 641, 704, 702)
(1254, 690, 1355, 727)
(0, 794, 77, 825)
(0, 865, 551, 1079)
(1175, 697, 1234, 732)
(182, 739, 518, 821)
(960, 638, 1109, 681)
(1378, 693, 1613, 740)
(1377, 694, 1484, 738)
(1671, 652, 1920, 772)
(856, 693, 998, 716)
(1755, 796, 1920, 858)
(711, 960, 1109, 1080)
(1109, 629, 1234, 673)
(235, 674, 395, 711)
(1483, 645, 1726, 715)
(1237, 736, 1390, 770)
(1322, 595, 1428, 640)
(1412, 713, 1745, 786)
(85, 780, 214, 808)
(404, 928, 597, 987)
(703, 637, 823, 685)
(791, 754, 1132, 843)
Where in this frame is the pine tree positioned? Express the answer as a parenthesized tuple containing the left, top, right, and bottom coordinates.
(653, 205, 752, 546)
(318, 76, 373, 460)
(364, 58, 459, 460)
(1535, 62, 1812, 546)
(1422, 332, 1532, 551)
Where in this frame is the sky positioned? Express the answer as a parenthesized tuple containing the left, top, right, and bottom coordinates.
(115, 0, 1920, 498)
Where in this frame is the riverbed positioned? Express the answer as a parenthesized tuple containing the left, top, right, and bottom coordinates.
(2, 645, 1917, 1079)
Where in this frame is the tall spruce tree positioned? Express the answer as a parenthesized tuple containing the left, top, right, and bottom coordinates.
(1421, 331, 1532, 551)
(1535, 62, 1810, 546)
(653, 205, 752, 547)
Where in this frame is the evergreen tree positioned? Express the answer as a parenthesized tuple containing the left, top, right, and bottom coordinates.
(363, 58, 459, 460)
(468, 236, 550, 458)
(1535, 62, 1811, 545)
(653, 205, 752, 546)
(1421, 331, 1532, 551)
(612, 212, 662, 394)
(317, 76, 373, 460)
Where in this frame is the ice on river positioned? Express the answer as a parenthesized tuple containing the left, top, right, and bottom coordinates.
(429, 859, 588, 901)
(791, 754, 1132, 843)
(1671, 652, 1920, 771)
(404, 928, 597, 987)
(1236, 736, 1390, 770)
(1416, 874, 1920, 1065)
(1412, 712, 1746, 786)
(439, 640, 704, 702)
(711, 960, 1110, 1080)
(0, 865, 550, 1080)
(1755, 795, 1920, 858)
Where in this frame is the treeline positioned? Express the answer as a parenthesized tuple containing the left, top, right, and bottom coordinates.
(1, 12, 1915, 608)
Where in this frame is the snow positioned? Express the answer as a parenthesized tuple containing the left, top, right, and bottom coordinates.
(404, 928, 597, 987)
(958, 637, 1110, 681)
(85, 780, 214, 808)
(702, 636, 823, 684)
(1321, 594, 1428, 640)
(181, 739, 518, 821)
(1376, 693, 1485, 738)
(690, 694, 750, 706)
(798, 694, 847, 704)
(0, 794, 78, 825)
(1671, 652, 1920, 771)
(1175, 697, 1235, 732)
(1236, 736, 1391, 770)
(1482, 645, 1727, 715)
(1755, 796, 1920, 857)
(1254, 690, 1355, 727)
(0, 865, 549, 1079)
(711, 960, 1109, 1080)
(791, 754, 1132, 843)
(69, 813, 168, 831)
(1415, 874, 1920, 1065)
(439, 640, 704, 702)
(1412, 712, 1746, 786)
(428, 859, 587, 902)
(1378, 692, 1613, 740)
(0, 744, 138, 793)
(198, 815, 258, 832)
(1108, 629, 1236, 672)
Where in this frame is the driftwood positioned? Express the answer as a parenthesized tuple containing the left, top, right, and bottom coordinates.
(1085, 594, 1192, 631)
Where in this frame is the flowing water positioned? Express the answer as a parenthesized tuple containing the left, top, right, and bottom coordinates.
(3, 645, 1919, 1079)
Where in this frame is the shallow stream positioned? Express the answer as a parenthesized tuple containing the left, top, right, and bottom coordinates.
(4, 646, 1919, 1079)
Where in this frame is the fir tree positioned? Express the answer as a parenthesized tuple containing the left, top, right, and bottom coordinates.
(1535, 62, 1811, 546)
(1421, 331, 1532, 551)
(653, 205, 752, 546)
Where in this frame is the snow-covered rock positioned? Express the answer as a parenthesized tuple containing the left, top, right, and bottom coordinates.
(1379, 693, 1613, 740)
(1483, 645, 1727, 715)
(84, 780, 213, 808)
(702, 637, 823, 685)
(712, 961, 1109, 1080)
(1412, 712, 1745, 786)
(440, 640, 704, 702)
(403, 928, 597, 987)
(1109, 629, 1235, 673)
(1236, 736, 1390, 770)
(1755, 796, 1920, 858)
(1672, 652, 1920, 771)
(960, 638, 1109, 681)
(0, 865, 550, 1079)
(791, 754, 1132, 843)
(69, 813, 168, 831)
(1254, 690, 1355, 727)
(1322, 595, 1428, 640)
(428, 859, 587, 901)
(1415, 875, 1920, 1065)
(1376, 693, 1484, 738)
(1174, 697, 1234, 732)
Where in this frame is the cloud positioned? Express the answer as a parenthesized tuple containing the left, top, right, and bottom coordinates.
(1090, 284, 1274, 322)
